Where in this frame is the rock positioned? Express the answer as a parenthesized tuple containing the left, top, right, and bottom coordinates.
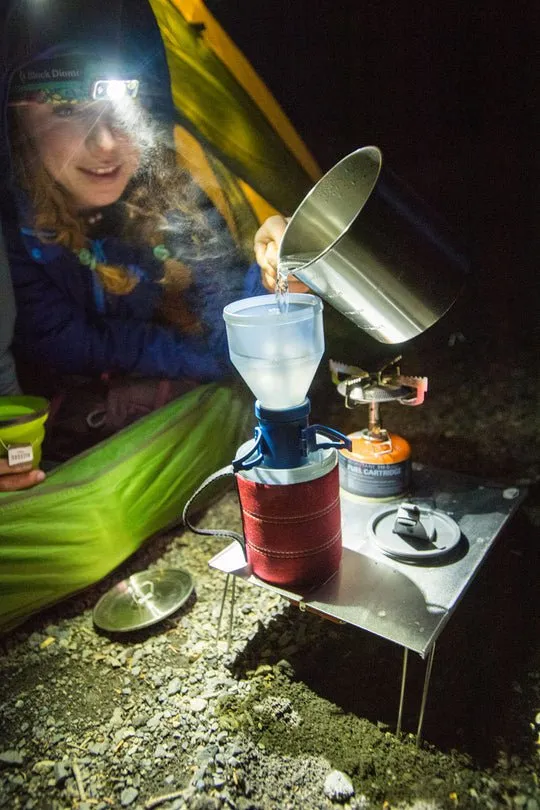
(168, 676, 183, 696)
(146, 713, 162, 730)
(190, 697, 208, 713)
(0, 749, 24, 765)
(131, 713, 148, 729)
(89, 742, 109, 756)
(115, 726, 135, 742)
(275, 659, 295, 677)
(323, 770, 355, 802)
(120, 786, 139, 806)
(32, 759, 55, 774)
(53, 760, 70, 785)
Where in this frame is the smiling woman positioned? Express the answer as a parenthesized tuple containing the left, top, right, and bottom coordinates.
(7, 57, 196, 298)
(16, 100, 141, 211)
(0, 38, 274, 459)
(4, 43, 274, 369)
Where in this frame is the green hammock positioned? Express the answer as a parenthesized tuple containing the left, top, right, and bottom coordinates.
(0, 384, 250, 633)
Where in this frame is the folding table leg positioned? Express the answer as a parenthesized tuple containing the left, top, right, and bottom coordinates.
(215, 573, 237, 652)
(226, 575, 237, 652)
(216, 573, 230, 643)
(416, 642, 436, 747)
(396, 647, 409, 736)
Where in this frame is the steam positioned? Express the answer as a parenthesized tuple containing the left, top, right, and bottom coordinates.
(121, 103, 241, 265)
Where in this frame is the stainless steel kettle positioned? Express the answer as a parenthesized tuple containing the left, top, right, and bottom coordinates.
(277, 146, 469, 344)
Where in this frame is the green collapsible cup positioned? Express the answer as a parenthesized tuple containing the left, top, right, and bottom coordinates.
(0, 396, 49, 467)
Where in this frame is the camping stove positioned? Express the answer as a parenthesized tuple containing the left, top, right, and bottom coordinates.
(330, 356, 427, 500)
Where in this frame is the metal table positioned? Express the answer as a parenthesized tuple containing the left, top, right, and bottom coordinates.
(209, 463, 527, 743)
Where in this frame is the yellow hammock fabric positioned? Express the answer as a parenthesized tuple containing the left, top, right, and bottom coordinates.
(149, 0, 322, 247)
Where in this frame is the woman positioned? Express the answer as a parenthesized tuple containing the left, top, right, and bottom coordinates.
(6, 53, 260, 384)
(2, 40, 310, 450)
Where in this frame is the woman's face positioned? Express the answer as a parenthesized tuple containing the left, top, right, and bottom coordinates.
(19, 101, 141, 210)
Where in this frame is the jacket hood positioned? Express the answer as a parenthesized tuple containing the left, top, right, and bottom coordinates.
(0, 0, 175, 211)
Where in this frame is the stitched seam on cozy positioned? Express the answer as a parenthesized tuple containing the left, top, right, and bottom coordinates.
(246, 529, 341, 559)
(241, 495, 340, 524)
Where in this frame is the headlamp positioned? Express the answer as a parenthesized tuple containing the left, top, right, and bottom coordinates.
(9, 56, 141, 106)
(91, 79, 140, 102)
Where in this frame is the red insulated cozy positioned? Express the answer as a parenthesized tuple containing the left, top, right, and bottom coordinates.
(235, 464, 342, 591)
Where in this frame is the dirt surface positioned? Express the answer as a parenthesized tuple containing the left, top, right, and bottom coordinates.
(1, 312, 539, 809)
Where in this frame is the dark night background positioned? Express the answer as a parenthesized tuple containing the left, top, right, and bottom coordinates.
(210, 0, 538, 358)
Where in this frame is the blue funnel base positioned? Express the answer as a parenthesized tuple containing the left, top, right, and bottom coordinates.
(231, 400, 352, 473)
(255, 399, 311, 469)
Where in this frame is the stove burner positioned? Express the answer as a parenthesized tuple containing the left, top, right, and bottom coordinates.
(331, 355, 427, 408)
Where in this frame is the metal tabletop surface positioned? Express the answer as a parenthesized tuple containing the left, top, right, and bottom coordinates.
(208, 463, 527, 657)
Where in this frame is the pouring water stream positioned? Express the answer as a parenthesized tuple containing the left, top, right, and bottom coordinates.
(275, 253, 319, 314)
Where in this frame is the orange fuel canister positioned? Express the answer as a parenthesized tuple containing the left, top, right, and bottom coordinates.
(338, 429, 411, 499)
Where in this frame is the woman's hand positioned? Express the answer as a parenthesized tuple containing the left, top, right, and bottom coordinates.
(0, 459, 45, 492)
(254, 215, 310, 293)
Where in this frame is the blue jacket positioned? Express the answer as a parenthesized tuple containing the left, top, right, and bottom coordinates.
(0, 0, 268, 386)
(4, 207, 266, 383)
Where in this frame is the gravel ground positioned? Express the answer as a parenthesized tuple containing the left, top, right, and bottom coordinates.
(1, 309, 539, 810)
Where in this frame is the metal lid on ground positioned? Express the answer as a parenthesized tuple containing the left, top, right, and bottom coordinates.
(93, 568, 194, 632)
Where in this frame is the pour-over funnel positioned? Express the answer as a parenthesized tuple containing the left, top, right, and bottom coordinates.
(223, 294, 324, 410)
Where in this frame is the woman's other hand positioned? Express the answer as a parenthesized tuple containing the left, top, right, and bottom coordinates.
(254, 215, 310, 293)
(0, 459, 45, 492)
